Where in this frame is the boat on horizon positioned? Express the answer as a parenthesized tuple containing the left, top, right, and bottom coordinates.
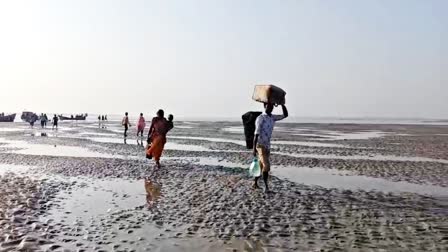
(0, 113, 16, 122)
(58, 113, 88, 121)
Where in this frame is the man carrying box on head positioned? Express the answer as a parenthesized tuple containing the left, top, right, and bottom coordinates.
(253, 103, 288, 192)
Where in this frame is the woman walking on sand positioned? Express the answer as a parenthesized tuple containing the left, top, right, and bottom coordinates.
(137, 113, 146, 137)
(122, 112, 131, 137)
(146, 109, 173, 169)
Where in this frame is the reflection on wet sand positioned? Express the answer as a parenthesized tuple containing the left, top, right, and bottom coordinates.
(145, 169, 162, 209)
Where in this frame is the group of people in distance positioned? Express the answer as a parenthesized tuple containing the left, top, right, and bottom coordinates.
(122, 110, 174, 169)
(37, 114, 58, 129)
(97, 115, 108, 128)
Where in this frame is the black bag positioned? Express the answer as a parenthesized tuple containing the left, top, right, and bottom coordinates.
(242, 111, 262, 149)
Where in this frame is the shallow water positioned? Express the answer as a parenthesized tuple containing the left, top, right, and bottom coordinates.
(168, 136, 350, 148)
(0, 128, 23, 132)
(293, 133, 333, 138)
(274, 166, 448, 197)
(271, 140, 345, 148)
(78, 132, 117, 137)
(277, 151, 448, 164)
(221, 127, 244, 133)
(47, 177, 145, 222)
(169, 136, 246, 146)
(86, 137, 212, 151)
(182, 157, 448, 196)
(1, 139, 118, 158)
(175, 125, 194, 129)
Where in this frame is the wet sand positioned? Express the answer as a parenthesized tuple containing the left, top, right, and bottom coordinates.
(0, 121, 447, 251)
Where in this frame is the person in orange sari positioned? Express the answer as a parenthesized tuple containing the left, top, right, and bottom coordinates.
(146, 109, 173, 168)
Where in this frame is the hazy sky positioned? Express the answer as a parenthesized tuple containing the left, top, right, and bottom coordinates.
(0, 0, 446, 119)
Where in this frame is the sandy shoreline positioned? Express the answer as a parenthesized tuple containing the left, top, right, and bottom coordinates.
(0, 121, 447, 251)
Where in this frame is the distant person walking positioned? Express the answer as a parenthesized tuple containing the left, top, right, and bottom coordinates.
(101, 115, 106, 128)
(40, 113, 46, 128)
(52, 114, 59, 130)
(44, 114, 48, 128)
(137, 113, 146, 137)
(146, 109, 173, 169)
(29, 114, 38, 128)
(122, 112, 131, 137)
(253, 103, 288, 192)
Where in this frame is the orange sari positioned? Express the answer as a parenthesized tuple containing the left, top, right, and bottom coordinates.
(146, 135, 166, 161)
(146, 117, 169, 161)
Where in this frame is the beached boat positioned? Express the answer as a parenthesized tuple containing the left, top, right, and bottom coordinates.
(58, 113, 88, 121)
(0, 113, 16, 122)
(21, 111, 38, 123)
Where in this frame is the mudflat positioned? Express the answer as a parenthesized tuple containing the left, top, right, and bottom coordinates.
(0, 120, 447, 251)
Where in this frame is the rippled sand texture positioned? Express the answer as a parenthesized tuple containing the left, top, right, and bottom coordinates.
(0, 120, 447, 251)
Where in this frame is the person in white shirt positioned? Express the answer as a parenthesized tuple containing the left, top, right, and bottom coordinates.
(253, 103, 288, 192)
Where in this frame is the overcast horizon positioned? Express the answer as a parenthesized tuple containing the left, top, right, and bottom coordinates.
(1, 1, 447, 119)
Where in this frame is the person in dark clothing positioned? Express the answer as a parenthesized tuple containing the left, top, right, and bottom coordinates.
(40, 113, 45, 128)
(146, 109, 174, 168)
(101, 115, 106, 128)
(122, 112, 131, 137)
(44, 114, 48, 128)
(167, 114, 174, 130)
(30, 114, 38, 128)
(52, 115, 58, 130)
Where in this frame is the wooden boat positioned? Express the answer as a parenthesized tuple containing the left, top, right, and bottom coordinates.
(58, 113, 88, 121)
(0, 113, 16, 122)
(21, 111, 38, 123)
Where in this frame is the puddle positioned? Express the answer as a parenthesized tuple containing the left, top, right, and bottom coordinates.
(274, 166, 448, 197)
(271, 141, 345, 148)
(290, 129, 389, 141)
(46, 177, 145, 223)
(165, 142, 211, 151)
(318, 130, 388, 140)
(85, 137, 128, 144)
(276, 152, 448, 164)
(40, 176, 164, 251)
(0, 164, 31, 176)
(222, 127, 244, 133)
(293, 133, 333, 138)
(85, 137, 212, 151)
(169, 136, 245, 146)
(0, 128, 23, 132)
(42, 174, 248, 251)
(78, 132, 117, 137)
(1, 139, 117, 158)
(181, 157, 448, 196)
(182, 121, 200, 125)
(167, 156, 248, 169)
(39, 175, 242, 252)
(175, 125, 194, 129)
